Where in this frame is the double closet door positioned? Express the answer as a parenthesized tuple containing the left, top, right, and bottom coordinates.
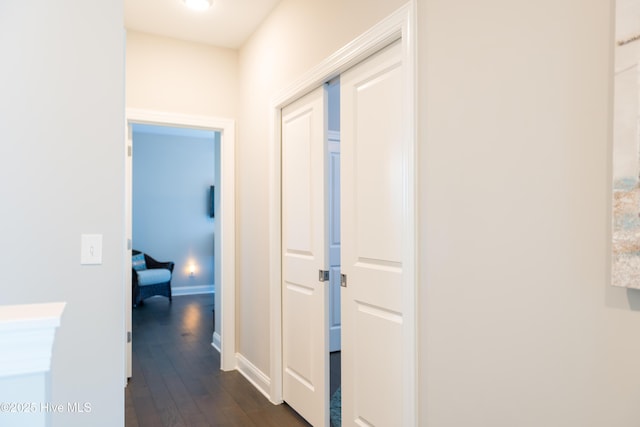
(281, 40, 408, 427)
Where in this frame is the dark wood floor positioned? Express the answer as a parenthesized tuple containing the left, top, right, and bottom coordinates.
(125, 294, 311, 427)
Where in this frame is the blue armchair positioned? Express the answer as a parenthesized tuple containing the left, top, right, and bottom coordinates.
(132, 250, 174, 307)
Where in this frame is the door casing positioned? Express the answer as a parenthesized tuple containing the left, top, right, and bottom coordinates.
(268, 3, 417, 424)
(124, 109, 237, 375)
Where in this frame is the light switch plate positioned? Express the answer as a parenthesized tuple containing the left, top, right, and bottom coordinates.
(81, 234, 103, 265)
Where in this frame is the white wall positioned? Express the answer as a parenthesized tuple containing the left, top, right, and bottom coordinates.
(237, 0, 406, 379)
(132, 125, 217, 290)
(0, 1, 124, 426)
(418, 0, 640, 425)
(126, 31, 238, 118)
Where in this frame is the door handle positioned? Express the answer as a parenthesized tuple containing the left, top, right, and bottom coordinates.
(319, 270, 329, 282)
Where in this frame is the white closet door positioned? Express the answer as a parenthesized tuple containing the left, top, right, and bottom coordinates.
(281, 86, 330, 427)
(341, 39, 406, 427)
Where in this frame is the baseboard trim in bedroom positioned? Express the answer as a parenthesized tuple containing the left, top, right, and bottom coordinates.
(172, 285, 214, 296)
(212, 332, 221, 352)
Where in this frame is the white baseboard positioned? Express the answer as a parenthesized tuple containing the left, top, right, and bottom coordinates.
(172, 285, 214, 296)
(211, 332, 221, 352)
(236, 353, 271, 400)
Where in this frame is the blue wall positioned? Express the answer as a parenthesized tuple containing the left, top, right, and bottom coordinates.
(132, 124, 218, 291)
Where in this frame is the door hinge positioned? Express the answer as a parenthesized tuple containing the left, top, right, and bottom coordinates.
(127, 238, 132, 250)
(127, 331, 132, 343)
(127, 145, 132, 157)
(319, 270, 330, 282)
(340, 274, 347, 288)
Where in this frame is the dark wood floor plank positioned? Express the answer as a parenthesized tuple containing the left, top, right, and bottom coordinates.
(218, 373, 273, 413)
(162, 371, 212, 426)
(193, 394, 258, 427)
(246, 403, 310, 427)
(126, 294, 309, 427)
(131, 395, 164, 427)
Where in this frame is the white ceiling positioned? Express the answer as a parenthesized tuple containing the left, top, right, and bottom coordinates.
(124, 0, 281, 49)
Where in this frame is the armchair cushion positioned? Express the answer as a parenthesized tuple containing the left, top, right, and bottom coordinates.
(137, 268, 172, 286)
(132, 253, 146, 271)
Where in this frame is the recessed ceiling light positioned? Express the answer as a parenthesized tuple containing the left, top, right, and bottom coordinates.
(183, 0, 212, 11)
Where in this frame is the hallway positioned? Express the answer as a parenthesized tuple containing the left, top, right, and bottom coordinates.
(125, 294, 310, 426)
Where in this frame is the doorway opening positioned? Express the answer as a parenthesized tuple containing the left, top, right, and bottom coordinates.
(131, 123, 218, 300)
(125, 109, 236, 381)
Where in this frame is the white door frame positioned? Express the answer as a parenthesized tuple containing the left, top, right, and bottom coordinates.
(268, 3, 417, 423)
(125, 108, 237, 372)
